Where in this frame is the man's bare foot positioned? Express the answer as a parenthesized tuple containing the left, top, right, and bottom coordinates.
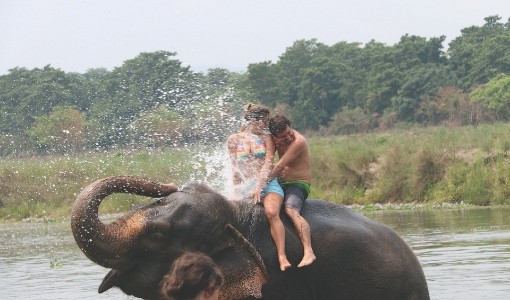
(297, 252, 316, 268)
(279, 255, 292, 271)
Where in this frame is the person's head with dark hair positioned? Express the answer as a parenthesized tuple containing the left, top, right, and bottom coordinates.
(161, 252, 224, 300)
(269, 115, 297, 146)
(243, 103, 270, 122)
(268, 115, 291, 135)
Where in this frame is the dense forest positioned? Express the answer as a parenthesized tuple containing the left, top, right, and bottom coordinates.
(1, 15, 510, 157)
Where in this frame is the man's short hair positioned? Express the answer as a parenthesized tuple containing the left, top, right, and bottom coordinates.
(268, 115, 291, 135)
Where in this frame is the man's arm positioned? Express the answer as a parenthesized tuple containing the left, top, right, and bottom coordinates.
(268, 138, 305, 180)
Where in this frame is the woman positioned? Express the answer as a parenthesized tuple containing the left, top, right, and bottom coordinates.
(227, 103, 291, 271)
(160, 252, 224, 300)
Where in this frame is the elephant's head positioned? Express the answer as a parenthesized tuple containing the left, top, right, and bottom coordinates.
(71, 176, 267, 299)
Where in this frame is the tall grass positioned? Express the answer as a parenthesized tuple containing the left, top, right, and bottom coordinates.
(0, 147, 221, 221)
(2, 123, 510, 221)
(310, 123, 510, 206)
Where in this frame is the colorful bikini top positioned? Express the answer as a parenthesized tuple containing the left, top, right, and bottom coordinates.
(236, 134, 266, 160)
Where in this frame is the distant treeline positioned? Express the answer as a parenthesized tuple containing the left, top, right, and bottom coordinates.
(1, 15, 510, 157)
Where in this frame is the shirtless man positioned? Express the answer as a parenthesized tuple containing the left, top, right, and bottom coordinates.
(268, 115, 316, 268)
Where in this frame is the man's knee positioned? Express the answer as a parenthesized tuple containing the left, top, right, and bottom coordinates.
(285, 207, 300, 217)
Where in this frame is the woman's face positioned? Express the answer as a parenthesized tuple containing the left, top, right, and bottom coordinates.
(250, 115, 268, 131)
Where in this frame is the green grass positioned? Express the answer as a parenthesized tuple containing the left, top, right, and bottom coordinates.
(2, 123, 510, 221)
(309, 122, 510, 206)
(0, 147, 215, 221)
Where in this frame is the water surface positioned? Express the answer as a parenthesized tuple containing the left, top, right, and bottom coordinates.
(1, 207, 509, 299)
(365, 207, 510, 300)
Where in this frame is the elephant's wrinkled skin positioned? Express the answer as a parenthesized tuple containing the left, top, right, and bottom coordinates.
(71, 176, 429, 300)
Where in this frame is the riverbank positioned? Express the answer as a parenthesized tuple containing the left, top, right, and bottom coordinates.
(0, 189, 488, 223)
(1, 123, 510, 221)
(11, 201, 484, 224)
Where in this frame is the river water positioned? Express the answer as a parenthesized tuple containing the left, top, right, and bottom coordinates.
(1, 207, 509, 299)
(366, 207, 510, 300)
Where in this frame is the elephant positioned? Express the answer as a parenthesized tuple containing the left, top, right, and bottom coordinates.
(71, 176, 429, 300)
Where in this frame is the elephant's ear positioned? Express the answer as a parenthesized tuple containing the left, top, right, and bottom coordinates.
(212, 224, 268, 299)
(98, 269, 119, 293)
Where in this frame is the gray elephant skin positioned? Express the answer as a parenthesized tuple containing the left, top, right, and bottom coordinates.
(71, 176, 429, 300)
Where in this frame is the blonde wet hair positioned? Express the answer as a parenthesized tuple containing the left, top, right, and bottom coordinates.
(243, 103, 270, 121)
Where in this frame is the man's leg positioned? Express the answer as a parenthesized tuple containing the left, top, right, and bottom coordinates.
(263, 193, 291, 271)
(285, 207, 316, 267)
(283, 184, 316, 267)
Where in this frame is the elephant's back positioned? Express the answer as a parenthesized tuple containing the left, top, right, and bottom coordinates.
(302, 199, 380, 231)
(300, 199, 429, 300)
(302, 198, 415, 259)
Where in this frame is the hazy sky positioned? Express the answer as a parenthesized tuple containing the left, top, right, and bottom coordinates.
(1, 0, 509, 74)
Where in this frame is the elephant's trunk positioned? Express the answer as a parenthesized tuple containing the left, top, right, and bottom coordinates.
(71, 176, 177, 269)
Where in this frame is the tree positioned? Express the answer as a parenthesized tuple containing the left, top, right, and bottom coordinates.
(448, 15, 510, 89)
(290, 98, 322, 130)
(0, 66, 75, 135)
(88, 51, 199, 148)
(130, 105, 191, 147)
(297, 56, 346, 127)
(326, 41, 368, 109)
(76, 68, 110, 111)
(364, 61, 400, 115)
(470, 73, 510, 121)
(28, 105, 85, 154)
(110, 51, 196, 111)
(422, 86, 481, 126)
(394, 34, 447, 66)
(362, 41, 402, 115)
(246, 61, 282, 107)
(391, 64, 453, 122)
(297, 42, 367, 127)
(277, 39, 327, 106)
(364, 35, 450, 122)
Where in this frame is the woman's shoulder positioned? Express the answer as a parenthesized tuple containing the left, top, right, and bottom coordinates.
(262, 133, 274, 142)
(227, 133, 242, 141)
(227, 133, 243, 148)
